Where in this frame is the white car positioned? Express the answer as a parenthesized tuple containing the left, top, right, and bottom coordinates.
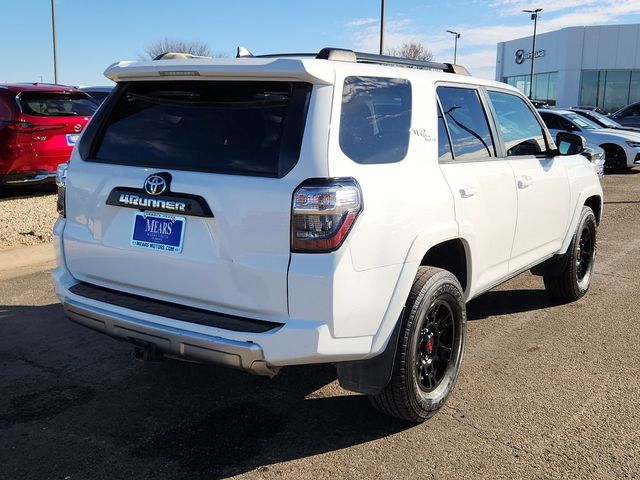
(52, 48, 603, 423)
(538, 108, 640, 172)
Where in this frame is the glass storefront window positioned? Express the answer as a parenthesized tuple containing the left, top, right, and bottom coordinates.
(502, 72, 556, 104)
(580, 71, 599, 107)
(603, 70, 632, 113)
(547, 72, 557, 102)
(630, 71, 640, 105)
(579, 70, 640, 113)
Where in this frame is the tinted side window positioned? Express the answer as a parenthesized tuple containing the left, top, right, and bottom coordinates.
(559, 116, 578, 131)
(0, 96, 12, 120)
(488, 91, 546, 156)
(539, 112, 561, 129)
(436, 86, 494, 160)
(339, 76, 411, 164)
(621, 104, 640, 117)
(437, 105, 453, 162)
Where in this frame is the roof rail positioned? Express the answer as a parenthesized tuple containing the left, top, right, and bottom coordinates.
(318, 48, 469, 75)
(234, 46, 469, 75)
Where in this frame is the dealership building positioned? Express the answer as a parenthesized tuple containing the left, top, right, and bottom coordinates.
(495, 24, 640, 112)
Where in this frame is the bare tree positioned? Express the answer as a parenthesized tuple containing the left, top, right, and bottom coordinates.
(387, 42, 434, 62)
(145, 38, 216, 59)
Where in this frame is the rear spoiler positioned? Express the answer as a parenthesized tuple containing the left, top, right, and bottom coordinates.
(104, 58, 335, 85)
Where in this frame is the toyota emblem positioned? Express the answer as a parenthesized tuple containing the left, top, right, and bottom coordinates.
(74, 124, 82, 133)
(144, 173, 170, 196)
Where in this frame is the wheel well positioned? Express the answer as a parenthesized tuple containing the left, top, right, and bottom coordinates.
(599, 143, 626, 161)
(584, 195, 602, 225)
(420, 239, 468, 293)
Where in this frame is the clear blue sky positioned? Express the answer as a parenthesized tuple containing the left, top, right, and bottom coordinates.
(1, 0, 640, 85)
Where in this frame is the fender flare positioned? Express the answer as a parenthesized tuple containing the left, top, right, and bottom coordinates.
(560, 187, 603, 254)
(337, 223, 472, 395)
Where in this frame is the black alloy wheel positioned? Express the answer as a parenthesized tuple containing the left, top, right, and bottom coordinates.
(603, 146, 626, 173)
(576, 223, 595, 290)
(415, 299, 456, 392)
(369, 267, 466, 423)
(543, 206, 597, 301)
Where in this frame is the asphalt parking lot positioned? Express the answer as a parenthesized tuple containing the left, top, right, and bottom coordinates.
(1, 171, 639, 480)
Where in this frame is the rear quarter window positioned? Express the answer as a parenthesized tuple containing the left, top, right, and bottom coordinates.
(87, 81, 312, 178)
(339, 76, 412, 164)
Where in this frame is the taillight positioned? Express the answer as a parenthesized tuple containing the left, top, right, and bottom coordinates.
(291, 178, 362, 252)
(3, 120, 65, 133)
(56, 163, 68, 217)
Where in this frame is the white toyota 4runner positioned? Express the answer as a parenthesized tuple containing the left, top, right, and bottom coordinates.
(52, 48, 603, 422)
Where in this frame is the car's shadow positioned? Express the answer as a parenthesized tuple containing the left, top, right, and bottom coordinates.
(0, 303, 411, 479)
(0, 287, 563, 478)
(466, 288, 560, 321)
(0, 183, 57, 200)
(605, 167, 640, 176)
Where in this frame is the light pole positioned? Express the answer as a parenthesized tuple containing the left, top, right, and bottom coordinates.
(379, 0, 385, 55)
(446, 30, 461, 64)
(523, 8, 542, 99)
(51, 0, 58, 84)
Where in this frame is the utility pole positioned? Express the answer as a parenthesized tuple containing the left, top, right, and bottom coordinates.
(446, 30, 461, 64)
(379, 0, 385, 55)
(51, 0, 58, 84)
(523, 8, 542, 99)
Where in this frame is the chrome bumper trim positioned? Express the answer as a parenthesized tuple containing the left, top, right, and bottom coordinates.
(4, 172, 57, 184)
(63, 299, 279, 377)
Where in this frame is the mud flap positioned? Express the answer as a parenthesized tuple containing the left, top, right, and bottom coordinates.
(336, 309, 403, 395)
(530, 251, 571, 277)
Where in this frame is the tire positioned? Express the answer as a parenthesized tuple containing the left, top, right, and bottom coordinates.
(369, 267, 466, 423)
(543, 206, 597, 301)
(602, 145, 627, 173)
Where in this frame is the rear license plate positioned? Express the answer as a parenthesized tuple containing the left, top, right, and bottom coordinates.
(66, 134, 79, 146)
(131, 211, 186, 253)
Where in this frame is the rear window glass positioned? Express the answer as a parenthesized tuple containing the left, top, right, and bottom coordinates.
(91, 81, 312, 178)
(339, 76, 411, 164)
(18, 92, 97, 117)
(436, 86, 495, 160)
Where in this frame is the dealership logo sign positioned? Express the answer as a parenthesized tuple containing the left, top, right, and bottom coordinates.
(515, 49, 545, 64)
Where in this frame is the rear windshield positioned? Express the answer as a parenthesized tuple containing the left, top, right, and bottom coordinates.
(18, 92, 97, 117)
(90, 81, 312, 178)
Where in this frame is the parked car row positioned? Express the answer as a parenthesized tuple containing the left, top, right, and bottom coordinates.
(0, 83, 112, 188)
(537, 108, 640, 173)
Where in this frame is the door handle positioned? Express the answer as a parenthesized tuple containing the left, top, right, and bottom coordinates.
(459, 186, 478, 198)
(517, 176, 533, 189)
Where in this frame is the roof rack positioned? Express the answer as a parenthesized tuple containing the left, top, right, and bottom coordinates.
(236, 46, 469, 75)
(153, 52, 212, 60)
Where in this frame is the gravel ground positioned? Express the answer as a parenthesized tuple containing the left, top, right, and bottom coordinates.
(0, 193, 58, 251)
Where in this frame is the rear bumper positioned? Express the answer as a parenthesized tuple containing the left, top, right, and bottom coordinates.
(62, 297, 279, 376)
(0, 143, 70, 180)
(2, 171, 56, 185)
(52, 219, 378, 372)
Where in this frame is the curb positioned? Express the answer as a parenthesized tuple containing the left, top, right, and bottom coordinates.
(0, 243, 56, 271)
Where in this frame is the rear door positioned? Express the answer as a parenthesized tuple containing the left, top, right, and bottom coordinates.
(487, 90, 570, 272)
(62, 80, 316, 321)
(437, 85, 518, 295)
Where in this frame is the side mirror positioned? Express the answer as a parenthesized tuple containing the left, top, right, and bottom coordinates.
(555, 132, 585, 155)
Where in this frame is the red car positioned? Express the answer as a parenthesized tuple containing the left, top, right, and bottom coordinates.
(0, 83, 98, 186)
